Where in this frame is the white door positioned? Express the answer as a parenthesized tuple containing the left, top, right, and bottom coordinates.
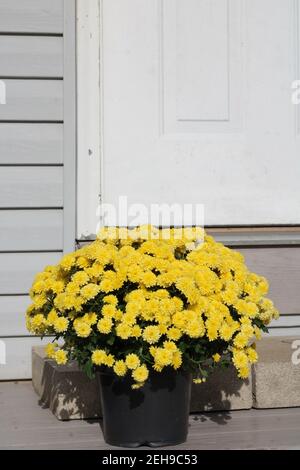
(79, 0, 300, 232)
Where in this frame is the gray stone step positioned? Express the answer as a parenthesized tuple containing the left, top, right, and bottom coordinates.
(253, 336, 300, 409)
(33, 336, 300, 420)
(32, 346, 252, 420)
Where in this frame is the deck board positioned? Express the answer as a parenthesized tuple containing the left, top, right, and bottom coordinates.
(0, 382, 300, 450)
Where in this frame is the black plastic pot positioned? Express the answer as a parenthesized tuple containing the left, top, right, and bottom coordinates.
(97, 368, 192, 448)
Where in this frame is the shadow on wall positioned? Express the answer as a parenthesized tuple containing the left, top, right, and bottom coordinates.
(36, 358, 251, 423)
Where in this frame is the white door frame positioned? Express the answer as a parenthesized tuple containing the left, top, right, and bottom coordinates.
(76, 0, 102, 240)
(75, 0, 300, 246)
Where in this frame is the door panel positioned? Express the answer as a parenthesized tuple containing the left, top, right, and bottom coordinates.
(101, 0, 300, 225)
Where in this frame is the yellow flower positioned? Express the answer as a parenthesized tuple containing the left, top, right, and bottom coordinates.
(172, 312, 186, 329)
(76, 256, 90, 268)
(125, 354, 140, 370)
(72, 271, 89, 286)
(212, 353, 221, 363)
(103, 295, 118, 306)
(47, 310, 59, 326)
(154, 348, 173, 367)
(172, 350, 182, 369)
(247, 346, 258, 364)
(45, 342, 58, 359)
(60, 254, 75, 270)
(51, 281, 65, 294)
(83, 312, 98, 325)
(92, 349, 107, 366)
(54, 317, 69, 333)
(54, 349, 68, 365)
(122, 311, 137, 326)
(142, 325, 161, 344)
(132, 383, 144, 390)
(105, 354, 115, 367)
(163, 341, 178, 352)
(219, 323, 235, 341)
(113, 360, 127, 377)
(116, 323, 132, 340)
(97, 317, 113, 334)
(233, 333, 249, 349)
(193, 378, 203, 384)
(131, 325, 142, 338)
(232, 349, 248, 370)
(254, 326, 262, 340)
(33, 294, 47, 309)
(140, 271, 157, 287)
(185, 320, 205, 338)
(65, 282, 81, 295)
(102, 304, 117, 318)
(166, 327, 182, 341)
(73, 319, 92, 338)
(81, 283, 100, 300)
(238, 366, 250, 379)
(30, 314, 46, 332)
(132, 365, 149, 383)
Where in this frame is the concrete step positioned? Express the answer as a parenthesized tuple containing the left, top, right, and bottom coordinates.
(33, 336, 300, 420)
(32, 346, 252, 420)
(253, 336, 300, 409)
(32, 347, 100, 420)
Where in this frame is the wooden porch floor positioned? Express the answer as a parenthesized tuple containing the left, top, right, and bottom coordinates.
(0, 381, 300, 450)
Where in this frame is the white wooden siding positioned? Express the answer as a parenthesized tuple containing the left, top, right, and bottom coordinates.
(0, 0, 76, 380)
(0, 80, 63, 121)
(0, 167, 63, 208)
(0, 337, 52, 380)
(0, 297, 32, 336)
(0, 36, 63, 77)
(0, 0, 63, 34)
(0, 210, 63, 251)
(0, 124, 63, 165)
(0, 253, 62, 295)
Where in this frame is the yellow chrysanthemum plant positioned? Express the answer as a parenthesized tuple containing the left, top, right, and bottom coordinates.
(26, 226, 279, 389)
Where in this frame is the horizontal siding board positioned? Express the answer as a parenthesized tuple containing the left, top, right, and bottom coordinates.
(267, 328, 300, 337)
(0, 167, 63, 207)
(209, 229, 300, 246)
(0, 252, 62, 295)
(0, 123, 63, 164)
(270, 315, 300, 328)
(0, 296, 31, 336)
(0, 210, 63, 251)
(240, 247, 300, 315)
(0, 337, 51, 380)
(0, 0, 63, 34)
(0, 36, 63, 77)
(0, 80, 63, 121)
